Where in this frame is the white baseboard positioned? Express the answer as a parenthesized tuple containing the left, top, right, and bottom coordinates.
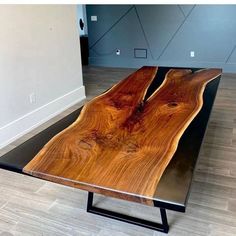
(0, 86, 86, 149)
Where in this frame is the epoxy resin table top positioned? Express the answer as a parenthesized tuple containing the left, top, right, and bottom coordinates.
(1, 66, 222, 212)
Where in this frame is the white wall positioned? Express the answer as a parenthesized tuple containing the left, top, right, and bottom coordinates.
(0, 5, 85, 148)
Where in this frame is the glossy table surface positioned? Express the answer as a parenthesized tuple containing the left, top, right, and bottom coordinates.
(0, 67, 221, 212)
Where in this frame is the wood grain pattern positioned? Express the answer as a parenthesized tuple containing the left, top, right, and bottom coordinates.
(23, 66, 222, 204)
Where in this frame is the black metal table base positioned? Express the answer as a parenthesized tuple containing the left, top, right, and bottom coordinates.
(86, 192, 169, 233)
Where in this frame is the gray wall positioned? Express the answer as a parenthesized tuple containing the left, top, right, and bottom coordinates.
(86, 5, 236, 72)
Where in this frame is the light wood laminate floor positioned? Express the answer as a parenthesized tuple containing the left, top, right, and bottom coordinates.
(0, 66, 236, 236)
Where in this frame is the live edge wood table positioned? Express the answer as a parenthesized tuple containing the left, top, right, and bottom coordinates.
(0, 66, 222, 233)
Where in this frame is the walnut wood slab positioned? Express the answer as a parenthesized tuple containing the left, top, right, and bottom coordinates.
(23, 66, 222, 205)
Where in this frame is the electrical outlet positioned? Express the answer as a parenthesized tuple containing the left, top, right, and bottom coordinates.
(91, 16, 97, 21)
(190, 51, 195, 57)
(29, 93, 36, 104)
(116, 49, 121, 56)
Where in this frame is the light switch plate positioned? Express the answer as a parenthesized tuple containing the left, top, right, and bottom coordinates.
(91, 16, 97, 21)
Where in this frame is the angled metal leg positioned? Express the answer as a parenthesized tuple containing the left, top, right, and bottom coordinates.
(86, 192, 169, 233)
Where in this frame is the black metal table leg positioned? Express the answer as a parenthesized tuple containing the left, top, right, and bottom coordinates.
(86, 192, 169, 233)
